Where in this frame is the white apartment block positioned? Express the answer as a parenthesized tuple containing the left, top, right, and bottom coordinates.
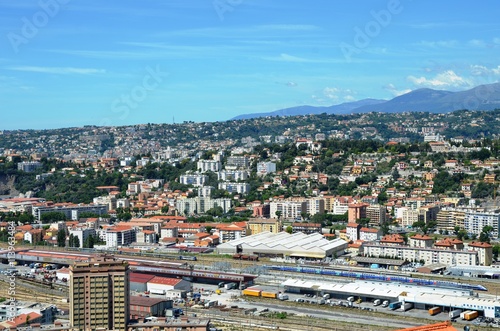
(176, 197, 232, 215)
(464, 210, 500, 238)
(226, 156, 250, 169)
(218, 182, 250, 195)
(269, 200, 308, 220)
(257, 161, 276, 175)
(197, 160, 222, 172)
(105, 228, 136, 248)
(179, 173, 208, 187)
(362, 244, 479, 266)
(217, 170, 249, 182)
(68, 227, 96, 248)
(307, 198, 325, 216)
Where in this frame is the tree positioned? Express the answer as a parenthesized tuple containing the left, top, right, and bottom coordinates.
(40, 212, 66, 224)
(57, 230, 66, 247)
(285, 226, 293, 234)
(356, 218, 370, 227)
(275, 211, 282, 220)
(161, 205, 169, 214)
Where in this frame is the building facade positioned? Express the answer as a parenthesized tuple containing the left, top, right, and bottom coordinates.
(69, 255, 129, 331)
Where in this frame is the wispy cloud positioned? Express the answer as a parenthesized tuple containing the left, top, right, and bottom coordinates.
(312, 87, 357, 104)
(384, 83, 412, 97)
(7, 66, 106, 75)
(415, 40, 459, 48)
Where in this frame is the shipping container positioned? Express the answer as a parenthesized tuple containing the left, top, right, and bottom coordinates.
(242, 289, 262, 297)
(428, 307, 441, 316)
(460, 310, 473, 319)
(463, 311, 478, 321)
(261, 291, 277, 299)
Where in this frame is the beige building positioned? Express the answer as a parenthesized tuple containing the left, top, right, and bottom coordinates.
(69, 255, 129, 331)
(247, 218, 280, 235)
(362, 243, 480, 266)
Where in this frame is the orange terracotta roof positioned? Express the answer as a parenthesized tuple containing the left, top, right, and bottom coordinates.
(393, 321, 457, 331)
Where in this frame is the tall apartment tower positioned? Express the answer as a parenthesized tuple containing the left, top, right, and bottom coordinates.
(69, 255, 129, 331)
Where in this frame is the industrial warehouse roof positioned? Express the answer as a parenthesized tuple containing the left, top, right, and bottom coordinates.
(216, 231, 348, 259)
(282, 278, 500, 313)
(130, 296, 170, 307)
(130, 272, 156, 284)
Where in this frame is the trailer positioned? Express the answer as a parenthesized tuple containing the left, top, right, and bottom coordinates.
(373, 299, 381, 306)
(381, 300, 389, 308)
(428, 307, 441, 316)
(261, 291, 277, 299)
(449, 309, 461, 319)
(400, 302, 413, 312)
(463, 311, 478, 321)
(347, 296, 355, 302)
(460, 310, 473, 319)
(388, 302, 402, 310)
(242, 289, 262, 297)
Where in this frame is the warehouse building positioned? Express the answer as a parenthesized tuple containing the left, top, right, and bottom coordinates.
(216, 231, 348, 260)
(282, 278, 500, 318)
(129, 296, 173, 319)
(130, 272, 156, 293)
(146, 276, 191, 296)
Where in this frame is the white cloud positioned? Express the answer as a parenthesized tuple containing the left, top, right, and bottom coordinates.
(407, 70, 471, 89)
(384, 83, 412, 96)
(470, 64, 500, 77)
(313, 87, 356, 104)
(7, 66, 106, 75)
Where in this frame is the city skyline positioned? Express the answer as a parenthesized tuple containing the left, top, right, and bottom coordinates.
(1, 0, 500, 130)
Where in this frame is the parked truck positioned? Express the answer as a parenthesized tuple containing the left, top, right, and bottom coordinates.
(347, 296, 355, 302)
(373, 299, 381, 306)
(388, 302, 402, 310)
(224, 282, 237, 290)
(400, 302, 413, 312)
(381, 300, 389, 308)
(449, 309, 462, 319)
(460, 310, 473, 319)
(462, 310, 478, 321)
(428, 307, 441, 316)
(322, 294, 330, 299)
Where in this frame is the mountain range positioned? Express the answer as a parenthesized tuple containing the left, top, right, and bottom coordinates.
(231, 82, 500, 120)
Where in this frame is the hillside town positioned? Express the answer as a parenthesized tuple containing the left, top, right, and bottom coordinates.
(1, 111, 500, 270)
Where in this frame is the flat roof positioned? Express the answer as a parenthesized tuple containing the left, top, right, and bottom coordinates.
(351, 256, 407, 266)
(130, 296, 169, 307)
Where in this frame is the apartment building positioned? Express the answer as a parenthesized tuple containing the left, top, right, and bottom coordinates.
(247, 218, 280, 235)
(179, 173, 208, 187)
(366, 205, 388, 226)
(69, 255, 129, 331)
(291, 222, 321, 234)
(32, 203, 108, 222)
(269, 200, 308, 220)
(362, 243, 480, 266)
(218, 182, 250, 195)
(464, 210, 500, 238)
(105, 227, 136, 248)
(226, 155, 250, 169)
(176, 197, 232, 215)
(196, 159, 221, 172)
(257, 161, 276, 175)
(217, 170, 249, 181)
(307, 197, 325, 216)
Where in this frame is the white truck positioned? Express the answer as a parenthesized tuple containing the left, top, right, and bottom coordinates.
(381, 300, 389, 308)
(373, 299, 381, 306)
(449, 309, 461, 319)
(278, 293, 289, 301)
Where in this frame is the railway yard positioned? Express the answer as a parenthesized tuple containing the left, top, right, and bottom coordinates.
(1, 246, 500, 330)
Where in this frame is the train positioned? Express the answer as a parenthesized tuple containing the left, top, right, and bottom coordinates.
(266, 265, 488, 291)
(232, 254, 259, 261)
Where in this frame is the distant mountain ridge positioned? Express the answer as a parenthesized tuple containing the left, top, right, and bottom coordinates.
(231, 82, 500, 120)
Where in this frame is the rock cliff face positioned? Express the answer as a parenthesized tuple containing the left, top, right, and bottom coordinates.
(0, 174, 19, 196)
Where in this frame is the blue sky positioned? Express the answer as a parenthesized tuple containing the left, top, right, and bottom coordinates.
(1, 0, 500, 130)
